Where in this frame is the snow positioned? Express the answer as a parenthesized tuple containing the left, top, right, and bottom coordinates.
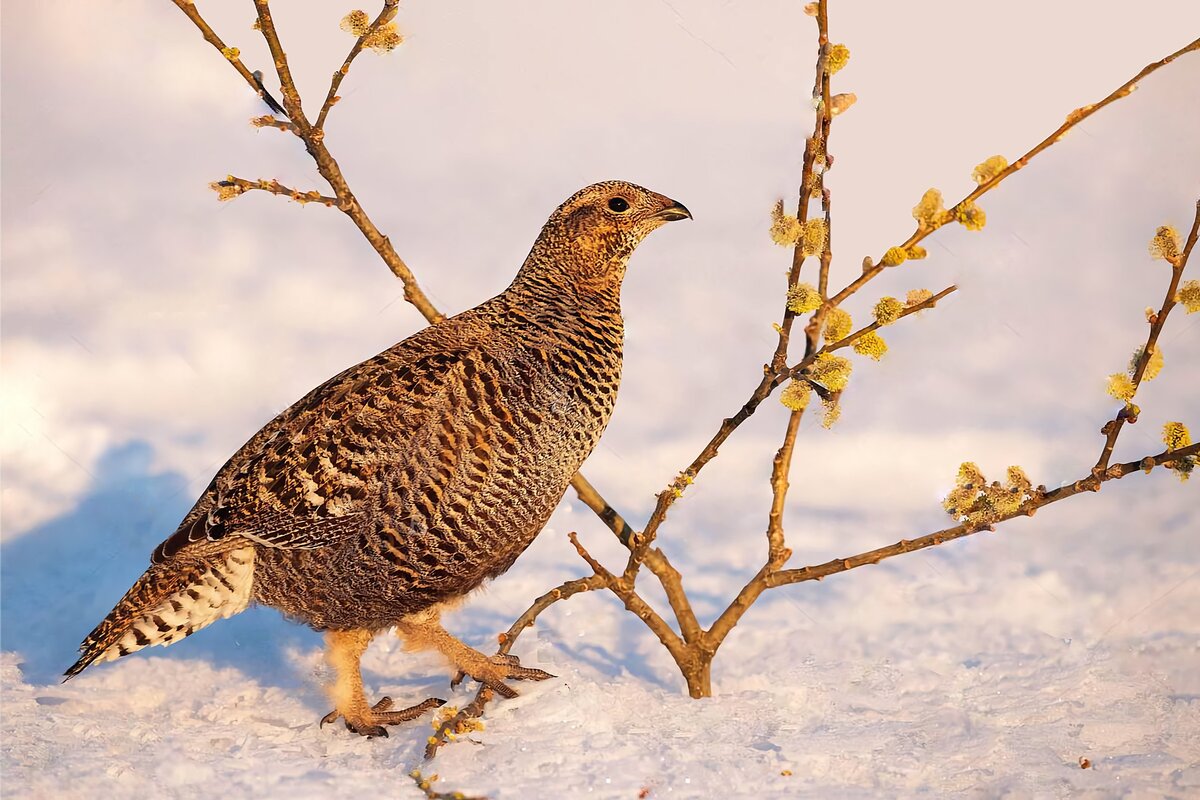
(3, 1, 1200, 798)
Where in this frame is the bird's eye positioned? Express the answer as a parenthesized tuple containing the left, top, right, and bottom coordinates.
(608, 197, 630, 213)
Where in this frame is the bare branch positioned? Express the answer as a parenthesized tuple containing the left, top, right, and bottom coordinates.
(251, 0, 308, 125)
(765, 411, 802, 567)
(568, 472, 637, 546)
(211, 176, 338, 206)
(423, 571, 606, 759)
(251, 115, 296, 133)
(167, 0, 284, 114)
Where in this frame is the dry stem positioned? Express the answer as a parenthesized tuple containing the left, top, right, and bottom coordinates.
(764, 442, 1200, 590)
(215, 177, 337, 206)
(828, 36, 1200, 309)
(315, 1, 399, 132)
(1094, 201, 1200, 472)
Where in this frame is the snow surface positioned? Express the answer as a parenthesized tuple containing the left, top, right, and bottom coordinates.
(3, 1, 1200, 798)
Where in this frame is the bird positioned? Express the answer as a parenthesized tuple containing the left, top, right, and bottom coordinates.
(65, 180, 691, 737)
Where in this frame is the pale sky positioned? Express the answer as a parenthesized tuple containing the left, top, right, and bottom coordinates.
(2, 1, 1198, 551)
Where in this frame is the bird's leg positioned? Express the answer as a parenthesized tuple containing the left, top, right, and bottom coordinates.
(320, 628, 445, 738)
(395, 611, 553, 699)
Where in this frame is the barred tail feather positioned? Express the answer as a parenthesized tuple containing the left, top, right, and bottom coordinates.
(64, 547, 255, 679)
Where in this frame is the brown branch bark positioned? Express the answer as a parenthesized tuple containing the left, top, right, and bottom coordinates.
(763, 443, 1200, 591)
(251, 115, 296, 133)
(167, 0, 284, 113)
(1095, 201, 1200, 471)
(314, 2, 399, 132)
(213, 176, 337, 206)
(173, 0, 446, 323)
(828, 36, 1200, 309)
(784, 284, 957, 382)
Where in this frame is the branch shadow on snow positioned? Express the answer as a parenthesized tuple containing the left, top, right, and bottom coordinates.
(0, 440, 319, 686)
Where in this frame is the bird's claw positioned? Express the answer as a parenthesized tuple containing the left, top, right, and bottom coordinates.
(451, 653, 555, 698)
(320, 695, 445, 738)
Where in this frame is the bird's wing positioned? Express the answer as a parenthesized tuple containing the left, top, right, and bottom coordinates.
(154, 318, 505, 561)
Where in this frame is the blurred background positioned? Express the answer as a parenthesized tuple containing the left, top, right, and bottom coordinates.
(2, 2, 1198, 794)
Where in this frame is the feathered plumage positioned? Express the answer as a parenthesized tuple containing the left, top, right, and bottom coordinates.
(66, 181, 689, 734)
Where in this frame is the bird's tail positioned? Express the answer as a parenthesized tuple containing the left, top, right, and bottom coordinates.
(64, 546, 256, 680)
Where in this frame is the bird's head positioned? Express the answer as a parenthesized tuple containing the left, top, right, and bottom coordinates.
(522, 180, 691, 295)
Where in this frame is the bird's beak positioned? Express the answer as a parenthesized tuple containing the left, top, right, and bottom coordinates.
(653, 200, 692, 222)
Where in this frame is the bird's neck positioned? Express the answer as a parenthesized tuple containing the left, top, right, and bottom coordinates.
(504, 252, 625, 346)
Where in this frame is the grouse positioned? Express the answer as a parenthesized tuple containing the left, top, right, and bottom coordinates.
(66, 180, 691, 736)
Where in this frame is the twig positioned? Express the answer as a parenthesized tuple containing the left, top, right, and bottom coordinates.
(784, 284, 957, 380)
(171, 0, 446, 322)
(763, 443, 1200, 590)
(828, 36, 1200, 309)
(765, 411, 802, 567)
(167, 0, 284, 114)
(251, 0, 306, 125)
(423, 571, 606, 759)
(315, 1, 400, 132)
(251, 115, 296, 133)
(621, 0, 842, 574)
(407, 768, 484, 800)
(1094, 201, 1200, 471)
(213, 176, 338, 206)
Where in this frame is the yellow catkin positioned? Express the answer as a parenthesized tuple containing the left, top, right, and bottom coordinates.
(209, 181, 243, 202)
(1148, 226, 1181, 262)
(912, 189, 948, 229)
(1130, 346, 1164, 381)
(1006, 466, 1032, 493)
(786, 283, 822, 314)
(873, 296, 903, 325)
(954, 200, 986, 231)
(779, 381, 811, 411)
(810, 353, 852, 392)
(1162, 421, 1191, 450)
(769, 200, 802, 247)
(1161, 421, 1195, 481)
(340, 10, 371, 36)
(943, 462, 1036, 524)
(1175, 280, 1200, 312)
(880, 246, 907, 267)
(943, 485, 975, 516)
(906, 288, 934, 308)
(1106, 373, 1136, 401)
(826, 44, 850, 74)
(905, 245, 928, 260)
(363, 22, 403, 52)
(801, 219, 827, 256)
(221, 46, 240, 60)
(823, 307, 853, 342)
(971, 155, 1008, 185)
(820, 396, 842, 428)
(957, 462, 985, 487)
(851, 331, 887, 360)
(829, 93, 857, 116)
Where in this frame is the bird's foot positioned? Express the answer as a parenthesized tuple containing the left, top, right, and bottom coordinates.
(320, 695, 445, 738)
(450, 653, 555, 699)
